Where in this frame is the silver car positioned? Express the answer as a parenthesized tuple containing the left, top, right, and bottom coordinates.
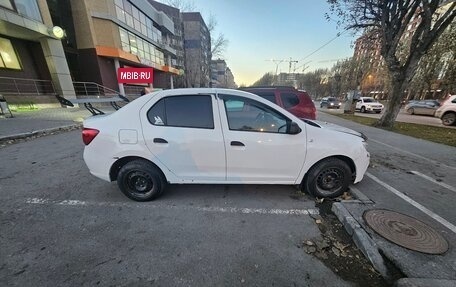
(405, 100, 440, 116)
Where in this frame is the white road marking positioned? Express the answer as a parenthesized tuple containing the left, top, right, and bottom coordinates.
(25, 198, 319, 216)
(410, 171, 456, 193)
(366, 172, 456, 234)
(369, 139, 456, 171)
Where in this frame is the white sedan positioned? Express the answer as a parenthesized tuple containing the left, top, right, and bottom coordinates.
(82, 88, 370, 201)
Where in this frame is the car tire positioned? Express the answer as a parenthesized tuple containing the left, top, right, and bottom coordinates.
(117, 159, 166, 201)
(360, 106, 366, 113)
(441, 112, 456, 126)
(407, 108, 414, 115)
(375, 111, 381, 114)
(303, 158, 352, 198)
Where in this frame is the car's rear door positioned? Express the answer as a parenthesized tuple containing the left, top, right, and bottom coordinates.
(140, 92, 226, 182)
(218, 92, 306, 183)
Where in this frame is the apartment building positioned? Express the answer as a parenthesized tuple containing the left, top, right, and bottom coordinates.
(147, 0, 185, 88)
(182, 12, 211, 88)
(0, 0, 75, 106)
(210, 59, 236, 88)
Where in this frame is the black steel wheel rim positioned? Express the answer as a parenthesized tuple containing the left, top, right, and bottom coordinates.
(315, 167, 344, 196)
(125, 171, 154, 197)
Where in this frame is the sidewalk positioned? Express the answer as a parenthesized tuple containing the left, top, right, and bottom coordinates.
(0, 107, 91, 140)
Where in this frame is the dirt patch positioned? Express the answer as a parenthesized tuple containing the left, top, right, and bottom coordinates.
(302, 199, 389, 287)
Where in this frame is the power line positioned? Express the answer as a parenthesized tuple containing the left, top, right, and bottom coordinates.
(294, 29, 349, 71)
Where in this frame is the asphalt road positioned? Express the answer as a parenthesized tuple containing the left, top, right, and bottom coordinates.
(317, 111, 456, 280)
(316, 103, 456, 129)
(0, 131, 375, 287)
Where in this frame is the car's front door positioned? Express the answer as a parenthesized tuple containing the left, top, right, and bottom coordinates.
(218, 94, 307, 183)
(141, 94, 226, 182)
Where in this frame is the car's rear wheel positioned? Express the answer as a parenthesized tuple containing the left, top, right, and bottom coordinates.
(360, 106, 366, 113)
(117, 159, 166, 201)
(303, 158, 352, 198)
(407, 108, 414, 115)
(441, 112, 456, 126)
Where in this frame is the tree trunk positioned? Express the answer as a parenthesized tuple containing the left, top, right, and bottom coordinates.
(376, 72, 406, 128)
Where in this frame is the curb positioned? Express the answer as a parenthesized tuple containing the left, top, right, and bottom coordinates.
(0, 123, 82, 142)
(331, 202, 390, 279)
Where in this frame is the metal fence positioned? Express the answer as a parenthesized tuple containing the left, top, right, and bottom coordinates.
(73, 82, 118, 97)
(0, 77, 55, 96)
(0, 77, 147, 98)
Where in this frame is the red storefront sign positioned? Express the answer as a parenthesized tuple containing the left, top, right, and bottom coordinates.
(117, 68, 153, 83)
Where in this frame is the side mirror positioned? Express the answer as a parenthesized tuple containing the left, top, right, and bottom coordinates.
(288, 121, 302, 135)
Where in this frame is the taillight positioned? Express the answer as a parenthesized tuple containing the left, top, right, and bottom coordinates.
(82, 128, 99, 145)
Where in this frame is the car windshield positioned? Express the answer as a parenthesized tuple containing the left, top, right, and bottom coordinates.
(328, 98, 337, 101)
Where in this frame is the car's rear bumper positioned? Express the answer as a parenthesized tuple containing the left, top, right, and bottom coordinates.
(83, 147, 114, 182)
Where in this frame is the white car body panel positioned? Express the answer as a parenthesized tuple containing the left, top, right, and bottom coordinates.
(140, 91, 226, 182)
(82, 88, 370, 187)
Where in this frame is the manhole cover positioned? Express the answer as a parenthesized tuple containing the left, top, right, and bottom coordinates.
(363, 209, 448, 254)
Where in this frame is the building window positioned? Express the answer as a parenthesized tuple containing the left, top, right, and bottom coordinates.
(114, 0, 161, 45)
(0, 38, 21, 70)
(14, 0, 42, 22)
(119, 27, 165, 67)
(1, 0, 42, 22)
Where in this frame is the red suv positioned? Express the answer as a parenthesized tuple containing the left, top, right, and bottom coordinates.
(240, 86, 316, 120)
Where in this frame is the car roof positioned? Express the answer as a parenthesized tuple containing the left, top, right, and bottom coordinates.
(240, 86, 297, 90)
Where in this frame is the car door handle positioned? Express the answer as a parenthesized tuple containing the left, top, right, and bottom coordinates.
(153, 138, 168, 143)
(231, 141, 245, 146)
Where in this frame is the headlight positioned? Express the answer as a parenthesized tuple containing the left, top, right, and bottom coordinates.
(330, 103, 334, 105)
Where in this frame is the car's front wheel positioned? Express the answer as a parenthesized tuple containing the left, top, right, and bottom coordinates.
(303, 158, 352, 198)
(441, 112, 456, 126)
(117, 159, 166, 201)
(360, 106, 366, 113)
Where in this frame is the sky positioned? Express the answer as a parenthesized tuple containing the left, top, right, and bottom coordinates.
(176, 0, 358, 86)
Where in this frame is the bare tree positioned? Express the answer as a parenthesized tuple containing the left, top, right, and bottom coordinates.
(328, 0, 456, 128)
(252, 73, 274, 86)
(409, 22, 456, 99)
(162, 0, 196, 12)
(206, 14, 229, 58)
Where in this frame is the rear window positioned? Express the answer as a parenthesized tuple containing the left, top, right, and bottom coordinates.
(281, 92, 300, 108)
(249, 91, 277, 104)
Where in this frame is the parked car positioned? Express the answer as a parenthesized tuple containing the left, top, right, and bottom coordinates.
(320, 97, 342, 109)
(355, 97, 384, 113)
(405, 100, 440, 116)
(435, 95, 456, 126)
(239, 86, 316, 119)
(82, 88, 370, 201)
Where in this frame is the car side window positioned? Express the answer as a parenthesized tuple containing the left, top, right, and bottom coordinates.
(147, 95, 214, 129)
(280, 92, 299, 108)
(253, 91, 277, 104)
(222, 95, 288, 134)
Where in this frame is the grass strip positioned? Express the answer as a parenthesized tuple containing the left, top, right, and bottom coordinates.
(333, 114, 456, 147)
